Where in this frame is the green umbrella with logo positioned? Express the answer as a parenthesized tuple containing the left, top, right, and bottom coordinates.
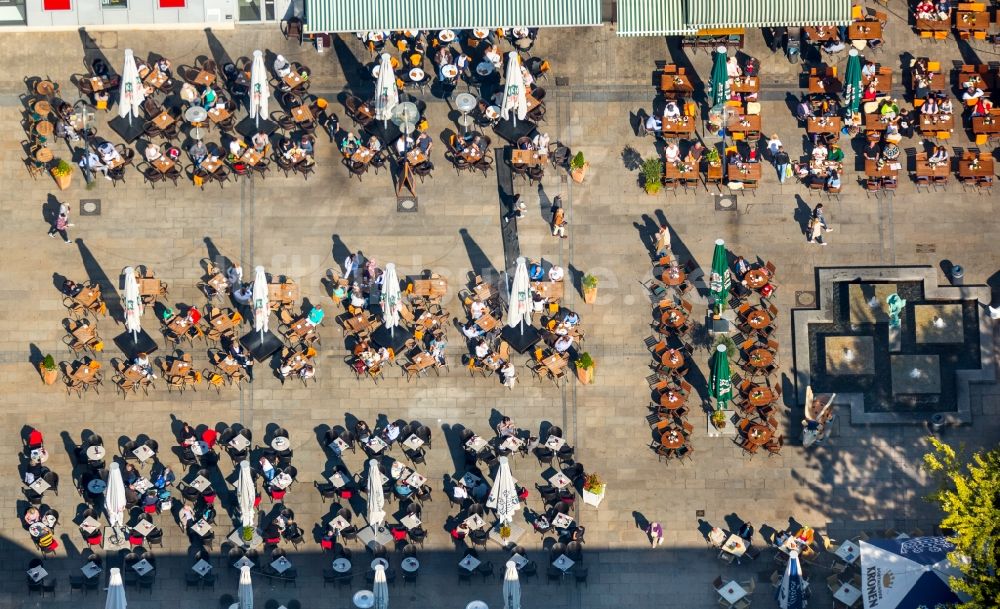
(709, 46, 731, 109)
(842, 49, 862, 118)
(708, 239, 731, 314)
(709, 344, 733, 408)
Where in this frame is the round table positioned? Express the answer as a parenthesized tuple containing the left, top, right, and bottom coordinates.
(485, 105, 500, 120)
(33, 100, 52, 115)
(408, 68, 425, 81)
(442, 64, 459, 81)
(354, 590, 375, 609)
(35, 121, 54, 136)
(184, 106, 208, 124)
(660, 430, 685, 449)
(659, 391, 687, 409)
(332, 558, 352, 573)
(401, 557, 420, 572)
(660, 308, 687, 328)
(747, 348, 774, 369)
(29, 522, 49, 538)
(472, 29, 490, 39)
(746, 309, 771, 329)
(86, 445, 106, 461)
(34, 147, 53, 162)
(36, 81, 56, 96)
(660, 349, 685, 369)
(402, 29, 420, 38)
(744, 269, 769, 289)
(271, 436, 290, 451)
(661, 268, 686, 286)
(438, 29, 456, 43)
(476, 62, 495, 76)
(747, 424, 773, 445)
(87, 479, 107, 494)
(370, 558, 388, 570)
(466, 602, 489, 609)
(747, 386, 775, 407)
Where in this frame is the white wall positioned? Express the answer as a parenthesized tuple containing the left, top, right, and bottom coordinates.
(26, 0, 234, 27)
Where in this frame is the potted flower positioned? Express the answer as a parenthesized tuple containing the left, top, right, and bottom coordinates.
(51, 159, 74, 190)
(499, 524, 511, 540)
(705, 148, 721, 166)
(581, 274, 598, 304)
(570, 151, 589, 183)
(641, 158, 663, 195)
(242, 525, 254, 543)
(710, 410, 727, 429)
(582, 473, 605, 507)
(40, 354, 58, 385)
(575, 352, 595, 384)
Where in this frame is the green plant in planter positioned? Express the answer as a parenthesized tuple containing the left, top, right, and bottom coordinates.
(712, 335, 737, 358)
(242, 525, 254, 542)
(583, 473, 604, 494)
(575, 352, 594, 370)
(704, 148, 721, 164)
(641, 157, 663, 192)
(710, 410, 728, 428)
(570, 152, 586, 170)
(42, 354, 56, 371)
(582, 274, 598, 289)
(51, 159, 74, 177)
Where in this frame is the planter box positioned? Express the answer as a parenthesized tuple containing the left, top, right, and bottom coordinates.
(576, 365, 594, 385)
(570, 163, 589, 183)
(582, 487, 605, 507)
(582, 286, 597, 304)
(706, 408, 737, 438)
(52, 172, 72, 190)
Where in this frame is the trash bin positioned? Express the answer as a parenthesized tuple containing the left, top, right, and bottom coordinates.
(929, 413, 947, 433)
(950, 265, 964, 286)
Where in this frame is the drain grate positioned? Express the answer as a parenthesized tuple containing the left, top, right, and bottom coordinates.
(915, 243, 936, 253)
(555, 77, 569, 87)
(79, 199, 101, 216)
(696, 510, 705, 517)
(396, 195, 418, 213)
(714, 194, 737, 211)
(795, 291, 816, 307)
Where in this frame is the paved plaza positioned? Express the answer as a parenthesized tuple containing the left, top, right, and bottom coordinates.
(0, 18, 998, 609)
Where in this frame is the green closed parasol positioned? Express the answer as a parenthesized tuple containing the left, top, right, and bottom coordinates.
(843, 49, 862, 118)
(709, 344, 733, 408)
(709, 46, 731, 109)
(708, 239, 731, 314)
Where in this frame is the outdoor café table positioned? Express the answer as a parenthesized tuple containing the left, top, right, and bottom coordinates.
(268, 282, 299, 304)
(271, 472, 293, 490)
(33, 99, 52, 116)
(406, 149, 428, 165)
(464, 434, 488, 453)
(350, 147, 375, 165)
(918, 113, 954, 134)
(167, 315, 195, 339)
(401, 514, 422, 530)
(167, 358, 192, 377)
(133, 519, 156, 537)
(459, 147, 482, 163)
(804, 26, 839, 41)
(500, 436, 524, 452)
(728, 114, 761, 135)
(332, 558, 352, 573)
(728, 162, 762, 182)
(722, 534, 747, 557)
(661, 349, 685, 369)
(343, 314, 373, 335)
(746, 424, 773, 445)
(152, 158, 175, 174)
(200, 157, 224, 174)
(531, 281, 563, 301)
(552, 554, 575, 572)
(36, 80, 57, 95)
(661, 428, 685, 449)
(27, 565, 48, 583)
(545, 435, 567, 451)
(808, 75, 843, 95)
(914, 158, 950, 179)
(849, 20, 882, 40)
(916, 17, 951, 31)
(540, 353, 567, 376)
(81, 561, 102, 579)
(459, 555, 481, 572)
(89, 76, 112, 91)
(72, 364, 99, 384)
(190, 519, 212, 537)
(234, 556, 255, 569)
(659, 390, 687, 410)
(464, 513, 487, 530)
(718, 581, 748, 604)
(835, 583, 863, 607)
(71, 285, 101, 309)
(548, 472, 572, 489)
(865, 158, 899, 179)
(862, 111, 889, 131)
(731, 76, 759, 94)
(80, 515, 101, 535)
(511, 149, 547, 166)
(329, 515, 351, 533)
(397, 557, 419, 573)
(190, 440, 211, 456)
(663, 161, 699, 185)
(144, 68, 169, 90)
(239, 148, 264, 166)
(747, 348, 775, 369)
(472, 282, 497, 302)
(660, 116, 696, 137)
(552, 512, 574, 529)
(406, 68, 426, 82)
(271, 556, 293, 574)
(411, 278, 448, 298)
(132, 559, 154, 576)
(365, 436, 388, 454)
(958, 154, 994, 178)
(133, 444, 155, 464)
(190, 474, 212, 492)
(35, 121, 54, 137)
(807, 117, 842, 136)
(283, 72, 306, 89)
(747, 386, 775, 407)
(29, 477, 51, 495)
(192, 559, 212, 576)
(207, 106, 231, 125)
(743, 268, 770, 289)
(470, 312, 497, 333)
(290, 105, 314, 123)
(72, 322, 99, 343)
(660, 307, 687, 328)
(661, 266, 686, 286)
(406, 472, 427, 488)
(863, 68, 893, 93)
(972, 112, 1000, 135)
(192, 70, 216, 86)
(526, 93, 542, 112)
(410, 351, 437, 372)
(746, 309, 771, 330)
(955, 10, 989, 31)
(86, 444, 106, 462)
(835, 540, 861, 564)
(659, 73, 693, 96)
(286, 316, 316, 340)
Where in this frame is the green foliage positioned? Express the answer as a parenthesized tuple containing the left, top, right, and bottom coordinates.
(575, 352, 594, 369)
(704, 148, 721, 163)
(570, 151, 586, 170)
(712, 334, 737, 358)
(42, 354, 56, 370)
(582, 274, 598, 289)
(583, 473, 604, 494)
(923, 437, 1000, 609)
(51, 159, 74, 177)
(641, 157, 663, 187)
(710, 410, 727, 427)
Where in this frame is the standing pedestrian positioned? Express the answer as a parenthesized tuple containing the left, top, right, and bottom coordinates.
(654, 224, 671, 256)
(550, 196, 567, 238)
(647, 521, 664, 547)
(808, 203, 833, 245)
(774, 146, 791, 184)
(766, 133, 782, 160)
(48, 202, 73, 244)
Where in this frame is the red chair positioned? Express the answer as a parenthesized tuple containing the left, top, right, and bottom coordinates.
(28, 429, 44, 449)
(264, 535, 281, 545)
(203, 492, 217, 504)
(270, 489, 286, 502)
(320, 537, 334, 550)
(128, 534, 145, 547)
(390, 528, 407, 542)
(86, 532, 102, 546)
(253, 493, 262, 508)
(142, 504, 157, 514)
(201, 429, 218, 448)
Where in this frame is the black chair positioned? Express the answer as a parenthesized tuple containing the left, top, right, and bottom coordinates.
(546, 566, 563, 583)
(573, 567, 589, 585)
(458, 568, 472, 584)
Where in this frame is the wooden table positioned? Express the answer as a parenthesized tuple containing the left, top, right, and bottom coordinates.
(659, 390, 687, 410)
(540, 353, 568, 376)
(727, 115, 761, 135)
(71, 364, 99, 383)
(663, 162, 699, 182)
(660, 430, 686, 449)
(531, 281, 564, 301)
(659, 73, 694, 96)
(290, 105, 314, 123)
(35, 121, 53, 136)
(72, 286, 102, 309)
(206, 107, 231, 124)
(955, 11, 989, 31)
(660, 308, 687, 328)
(971, 111, 1000, 135)
(406, 149, 428, 165)
(139, 278, 161, 298)
(193, 70, 216, 86)
(731, 77, 759, 94)
(914, 158, 951, 178)
(151, 111, 175, 130)
(804, 26, 839, 41)
(849, 20, 882, 40)
(865, 158, 900, 179)
(239, 149, 264, 166)
(268, 282, 299, 303)
(350, 148, 375, 165)
(660, 116, 696, 137)
(200, 157, 224, 173)
(917, 113, 954, 133)
(916, 17, 951, 31)
(343, 314, 374, 335)
(72, 323, 98, 344)
(526, 93, 542, 112)
(144, 69, 169, 90)
(660, 349, 685, 369)
(167, 359, 192, 377)
(152, 158, 175, 174)
(206, 313, 236, 337)
(746, 423, 773, 445)
(745, 309, 772, 330)
(285, 317, 317, 340)
(459, 148, 483, 164)
(746, 348, 775, 369)
(743, 269, 770, 289)
(33, 100, 52, 115)
(34, 147, 53, 162)
(728, 163, 762, 182)
(863, 112, 889, 132)
(511, 149, 547, 166)
(411, 278, 447, 298)
(807, 117, 842, 135)
(167, 316, 195, 338)
(958, 154, 994, 178)
(410, 351, 437, 371)
(916, 71, 947, 92)
(863, 68, 893, 93)
(746, 386, 775, 407)
(475, 313, 499, 332)
(282, 73, 306, 89)
(89, 77, 111, 92)
(807, 76, 842, 95)
(661, 268, 686, 286)
(473, 282, 497, 302)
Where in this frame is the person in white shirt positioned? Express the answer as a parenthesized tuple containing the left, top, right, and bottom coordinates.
(726, 57, 742, 78)
(474, 340, 490, 359)
(80, 151, 109, 180)
(343, 254, 358, 280)
(226, 264, 243, 289)
(252, 131, 269, 153)
(470, 300, 486, 319)
(178, 503, 195, 530)
(939, 98, 953, 114)
(145, 143, 162, 162)
(452, 483, 468, 500)
(484, 44, 501, 67)
(382, 422, 400, 442)
(501, 362, 517, 388)
(228, 138, 244, 157)
(548, 265, 564, 281)
(961, 84, 983, 100)
(664, 141, 681, 163)
(812, 143, 829, 160)
(273, 54, 292, 78)
(645, 113, 662, 132)
(663, 101, 681, 118)
(532, 132, 550, 150)
(554, 335, 574, 353)
(395, 135, 414, 154)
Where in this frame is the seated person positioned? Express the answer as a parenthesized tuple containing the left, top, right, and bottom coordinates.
(861, 61, 877, 80)
(663, 100, 681, 118)
(811, 143, 828, 160)
(644, 113, 662, 132)
(825, 170, 841, 189)
(251, 131, 270, 153)
(474, 339, 490, 359)
(796, 98, 815, 121)
(200, 86, 218, 108)
(227, 138, 245, 158)
(395, 135, 415, 154)
(971, 97, 993, 118)
(921, 98, 939, 115)
(469, 299, 487, 320)
(529, 262, 545, 280)
(733, 255, 752, 280)
(929, 145, 949, 163)
(827, 145, 844, 163)
(299, 134, 315, 156)
(862, 140, 881, 161)
(273, 54, 292, 78)
(415, 132, 433, 155)
(726, 56, 742, 78)
(429, 337, 447, 365)
(462, 321, 485, 339)
(915, 0, 935, 17)
(97, 141, 122, 165)
(822, 37, 846, 54)
(961, 83, 984, 100)
(548, 265, 564, 281)
(913, 74, 930, 100)
(189, 140, 208, 165)
(862, 83, 878, 102)
(939, 98, 953, 114)
(532, 132, 550, 150)
(340, 132, 362, 156)
(144, 142, 162, 162)
(554, 334, 574, 353)
(664, 141, 681, 164)
(561, 309, 580, 326)
(684, 142, 704, 163)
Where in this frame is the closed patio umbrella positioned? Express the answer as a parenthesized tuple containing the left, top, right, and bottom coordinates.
(119, 49, 145, 124)
(776, 550, 806, 609)
(374, 53, 398, 125)
(249, 50, 270, 127)
(380, 263, 401, 336)
(105, 462, 126, 530)
(843, 49, 862, 118)
(506, 257, 532, 332)
(709, 344, 733, 409)
(237, 460, 256, 529)
(373, 563, 389, 609)
(486, 456, 519, 525)
(122, 267, 143, 340)
(709, 46, 731, 109)
(502, 561, 521, 609)
(238, 565, 254, 609)
(500, 52, 527, 123)
(252, 266, 269, 337)
(105, 568, 127, 609)
(708, 239, 730, 315)
(366, 459, 386, 531)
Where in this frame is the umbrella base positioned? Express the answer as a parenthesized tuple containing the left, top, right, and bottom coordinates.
(227, 527, 264, 550)
(357, 525, 394, 549)
(114, 329, 158, 360)
(236, 116, 278, 139)
(239, 330, 283, 362)
(493, 118, 537, 144)
(108, 115, 146, 143)
(102, 526, 131, 551)
(500, 325, 541, 353)
(370, 324, 414, 353)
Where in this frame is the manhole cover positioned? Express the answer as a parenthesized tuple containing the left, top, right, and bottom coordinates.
(79, 199, 101, 215)
(714, 194, 737, 211)
(696, 510, 705, 517)
(795, 291, 816, 307)
(396, 196, 418, 212)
